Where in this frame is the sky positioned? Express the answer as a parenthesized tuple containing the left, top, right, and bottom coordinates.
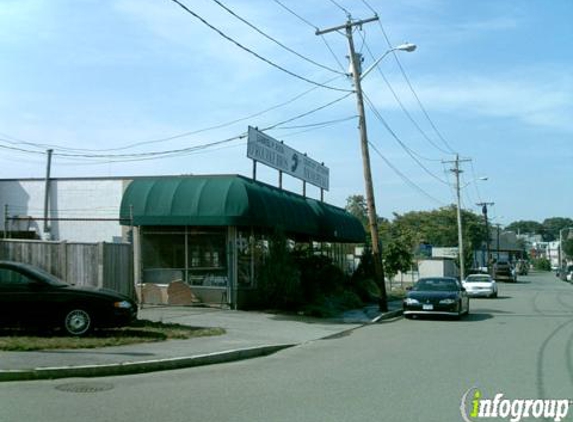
(0, 0, 571, 225)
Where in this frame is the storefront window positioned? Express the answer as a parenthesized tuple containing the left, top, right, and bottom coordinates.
(187, 229, 227, 287)
(142, 231, 185, 284)
(237, 230, 267, 288)
(141, 227, 228, 288)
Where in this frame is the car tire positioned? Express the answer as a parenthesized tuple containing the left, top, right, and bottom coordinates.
(64, 308, 92, 336)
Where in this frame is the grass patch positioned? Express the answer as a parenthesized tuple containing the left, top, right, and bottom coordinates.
(0, 320, 225, 351)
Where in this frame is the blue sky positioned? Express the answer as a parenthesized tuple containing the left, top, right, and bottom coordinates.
(0, 0, 571, 225)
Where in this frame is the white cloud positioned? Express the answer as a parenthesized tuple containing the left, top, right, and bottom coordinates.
(366, 65, 573, 132)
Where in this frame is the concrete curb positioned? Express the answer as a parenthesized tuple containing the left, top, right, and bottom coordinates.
(371, 308, 403, 323)
(0, 344, 294, 382)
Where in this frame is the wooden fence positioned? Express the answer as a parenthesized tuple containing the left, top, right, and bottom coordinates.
(0, 239, 135, 299)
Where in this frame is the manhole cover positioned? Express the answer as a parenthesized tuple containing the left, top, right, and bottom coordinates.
(55, 382, 114, 393)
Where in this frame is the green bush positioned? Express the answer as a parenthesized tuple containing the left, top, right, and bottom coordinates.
(295, 254, 347, 302)
(532, 257, 551, 271)
(256, 231, 301, 310)
(354, 278, 381, 303)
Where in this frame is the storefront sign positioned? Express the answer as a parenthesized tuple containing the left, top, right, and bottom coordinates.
(247, 126, 329, 191)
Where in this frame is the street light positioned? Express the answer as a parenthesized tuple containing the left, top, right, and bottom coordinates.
(360, 43, 417, 80)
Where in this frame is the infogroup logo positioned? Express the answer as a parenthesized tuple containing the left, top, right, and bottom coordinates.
(460, 387, 572, 422)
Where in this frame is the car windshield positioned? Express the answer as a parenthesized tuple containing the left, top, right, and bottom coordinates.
(465, 275, 491, 283)
(413, 278, 458, 292)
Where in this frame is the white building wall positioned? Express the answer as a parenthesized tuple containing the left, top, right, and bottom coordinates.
(0, 178, 128, 243)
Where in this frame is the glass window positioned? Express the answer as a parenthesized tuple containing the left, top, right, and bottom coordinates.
(0, 268, 34, 286)
(187, 229, 227, 287)
(142, 233, 185, 269)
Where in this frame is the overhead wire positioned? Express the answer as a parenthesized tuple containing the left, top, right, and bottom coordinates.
(358, 31, 451, 157)
(270, 0, 348, 73)
(1, 92, 353, 164)
(362, 92, 450, 186)
(326, 0, 352, 18)
(0, 74, 345, 153)
(168, 0, 351, 92)
(209, 0, 345, 75)
(359, 0, 457, 154)
(369, 141, 446, 206)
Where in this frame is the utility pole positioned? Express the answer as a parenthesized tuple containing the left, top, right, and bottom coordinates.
(477, 202, 495, 271)
(43, 149, 53, 240)
(316, 16, 389, 311)
(444, 155, 471, 281)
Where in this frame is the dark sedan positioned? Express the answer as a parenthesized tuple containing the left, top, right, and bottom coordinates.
(0, 261, 137, 336)
(403, 277, 469, 319)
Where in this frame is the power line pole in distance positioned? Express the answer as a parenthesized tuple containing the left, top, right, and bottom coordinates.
(476, 202, 495, 271)
(443, 154, 471, 281)
(316, 16, 389, 311)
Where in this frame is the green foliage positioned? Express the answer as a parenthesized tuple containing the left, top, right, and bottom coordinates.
(563, 238, 573, 259)
(294, 253, 347, 303)
(382, 235, 414, 278)
(303, 290, 363, 318)
(257, 231, 301, 310)
(542, 217, 573, 241)
(354, 278, 381, 303)
(391, 206, 486, 250)
(506, 218, 573, 242)
(532, 257, 551, 271)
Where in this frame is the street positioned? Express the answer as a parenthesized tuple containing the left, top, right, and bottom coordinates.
(1, 271, 572, 422)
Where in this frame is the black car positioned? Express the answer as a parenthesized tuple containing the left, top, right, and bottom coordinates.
(0, 261, 137, 335)
(403, 277, 469, 319)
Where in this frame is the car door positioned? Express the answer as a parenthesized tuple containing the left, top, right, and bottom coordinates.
(0, 266, 52, 326)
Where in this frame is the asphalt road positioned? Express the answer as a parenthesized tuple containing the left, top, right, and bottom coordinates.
(1, 271, 572, 422)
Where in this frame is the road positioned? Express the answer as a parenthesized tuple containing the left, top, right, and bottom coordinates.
(1, 271, 572, 422)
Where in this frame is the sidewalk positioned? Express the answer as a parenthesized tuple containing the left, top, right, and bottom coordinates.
(0, 301, 402, 382)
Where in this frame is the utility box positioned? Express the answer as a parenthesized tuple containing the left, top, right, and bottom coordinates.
(418, 259, 459, 279)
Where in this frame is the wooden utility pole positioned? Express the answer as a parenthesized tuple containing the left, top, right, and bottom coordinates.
(317, 16, 389, 311)
(477, 202, 495, 271)
(43, 149, 53, 240)
(443, 155, 471, 281)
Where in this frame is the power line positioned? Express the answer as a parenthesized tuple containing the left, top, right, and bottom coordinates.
(363, 92, 450, 185)
(358, 31, 452, 156)
(369, 141, 446, 206)
(0, 75, 345, 154)
(326, 0, 352, 18)
(271, 0, 347, 73)
(168, 0, 351, 92)
(1, 92, 353, 163)
(362, 2, 457, 154)
(210, 0, 345, 75)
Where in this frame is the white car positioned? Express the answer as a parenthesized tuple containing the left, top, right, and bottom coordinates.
(462, 274, 498, 298)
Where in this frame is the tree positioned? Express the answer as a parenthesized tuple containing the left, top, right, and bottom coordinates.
(563, 238, 573, 259)
(542, 217, 573, 241)
(505, 220, 544, 236)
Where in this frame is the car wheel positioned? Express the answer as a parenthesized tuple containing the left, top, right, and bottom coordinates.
(64, 308, 92, 336)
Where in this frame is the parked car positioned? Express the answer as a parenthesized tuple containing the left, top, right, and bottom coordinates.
(462, 274, 498, 298)
(403, 277, 469, 319)
(493, 260, 516, 282)
(0, 261, 137, 336)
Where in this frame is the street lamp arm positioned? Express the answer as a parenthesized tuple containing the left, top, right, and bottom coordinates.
(360, 43, 417, 80)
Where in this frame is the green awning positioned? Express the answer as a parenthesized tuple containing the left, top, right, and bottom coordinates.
(120, 175, 365, 243)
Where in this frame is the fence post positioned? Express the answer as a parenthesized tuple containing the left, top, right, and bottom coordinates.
(59, 241, 68, 282)
(98, 242, 105, 289)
